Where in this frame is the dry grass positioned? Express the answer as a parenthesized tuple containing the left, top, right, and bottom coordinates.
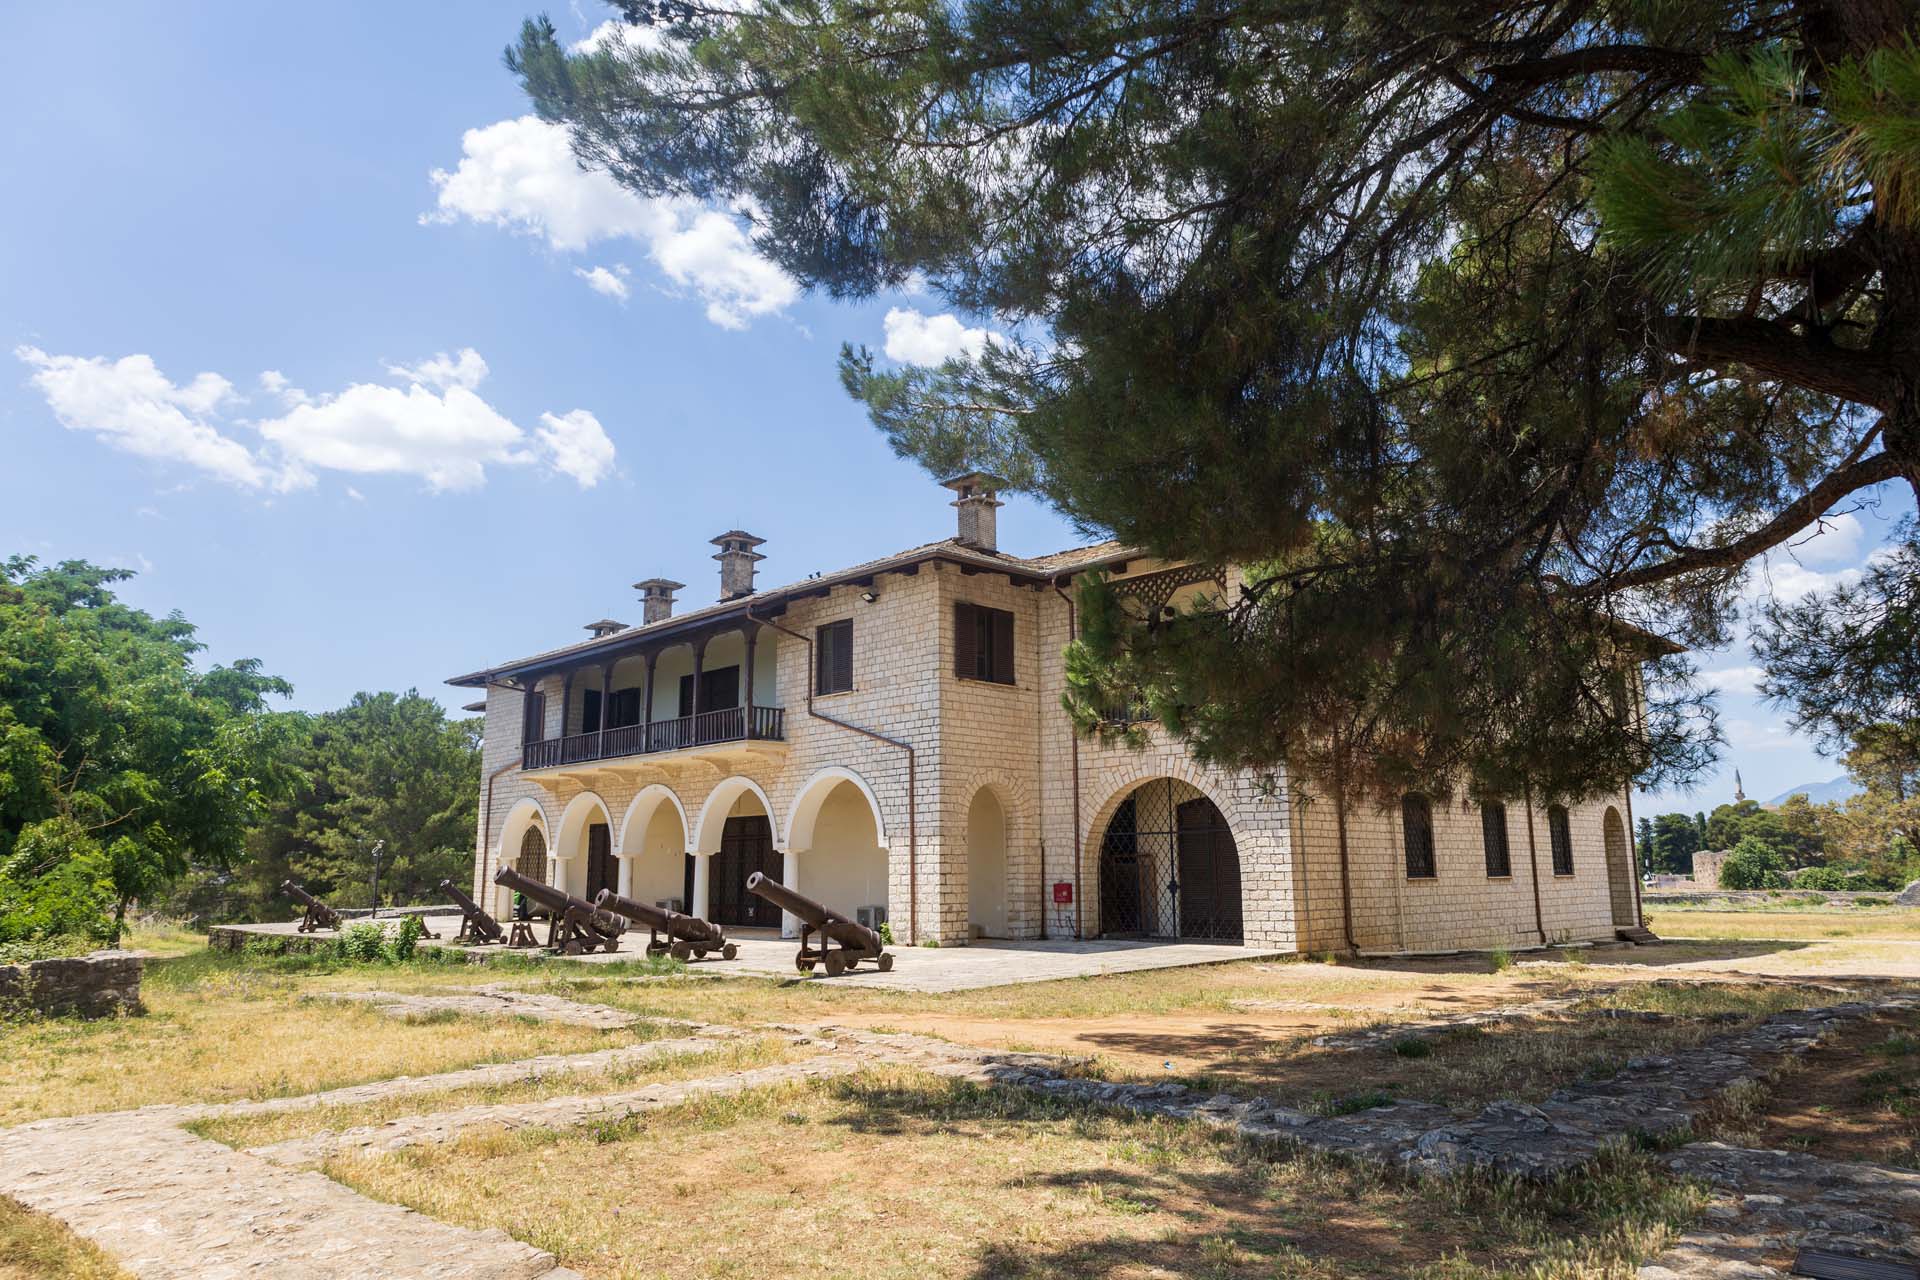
(1645, 907, 1920, 941)
(324, 1066, 1703, 1280)
(0, 960, 649, 1125)
(188, 1034, 804, 1150)
(0, 1197, 129, 1280)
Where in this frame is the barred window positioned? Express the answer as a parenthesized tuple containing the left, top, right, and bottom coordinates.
(1549, 805, 1574, 876)
(1402, 793, 1436, 879)
(1482, 803, 1512, 877)
(515, 826, 547, 882)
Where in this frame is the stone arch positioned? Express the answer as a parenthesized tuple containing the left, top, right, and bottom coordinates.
(783, 766, 889, 853)
(1087, 773, 1245, 943)
(965, 785, 1010, 939)
(1603, 805, 1636, 927)
(616, 785, 689, 856)
(690, 776, 778, 854)
(493, 797, 551, 916)
(552, 791, 616, 899)
(617, 784, 692, 908)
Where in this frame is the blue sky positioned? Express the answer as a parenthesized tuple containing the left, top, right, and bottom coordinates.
(1, 2, 1904, 822)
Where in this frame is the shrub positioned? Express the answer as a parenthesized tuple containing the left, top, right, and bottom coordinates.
(0, 817, 118, 948)
(1719, 838, 1789, 890)
(383, 914, 426, 962)
(338, 921, 385, 963)
(1488, 946, 1513, 972)
(1792, 865, 1855, 892)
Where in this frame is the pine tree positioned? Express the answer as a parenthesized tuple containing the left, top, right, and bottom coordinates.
(511, 1, 1920, 796)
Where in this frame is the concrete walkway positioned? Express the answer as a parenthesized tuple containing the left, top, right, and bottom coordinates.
(214, 918, 1278, 992)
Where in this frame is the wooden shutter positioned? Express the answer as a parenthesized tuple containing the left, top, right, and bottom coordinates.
(703, 665, 740, 711)
(609, 688, 640, 728)
(581, 688, 602, 734)
(990, 608, 1015, 684)
(523, 691, 546, 743)
(954, 602, 978, 678)
(817, 619, 852, 694)
(677, 674, 694, 719)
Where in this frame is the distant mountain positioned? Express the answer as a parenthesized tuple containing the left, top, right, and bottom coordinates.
(1767, 776, 1862, 806)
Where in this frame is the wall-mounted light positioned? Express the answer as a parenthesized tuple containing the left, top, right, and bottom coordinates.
(860, 590, 879, 604)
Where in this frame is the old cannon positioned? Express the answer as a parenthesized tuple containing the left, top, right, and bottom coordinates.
(593, 890, 737, 962)
(491, 867, 624, 956)
(439, 878, 504, 945)
(745, 872, 893, 977)
(281, 879, 342, 933)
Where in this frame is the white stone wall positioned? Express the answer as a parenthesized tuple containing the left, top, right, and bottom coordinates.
(469, 554, 1638, 954)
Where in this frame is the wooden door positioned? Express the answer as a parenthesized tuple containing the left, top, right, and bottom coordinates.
(705, 815, 780, 927)
(585, 822, 616, 901)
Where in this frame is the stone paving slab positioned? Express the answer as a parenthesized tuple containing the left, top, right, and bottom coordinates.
(0, 1111, 583, 1280)
(316, 985, 645, 1028)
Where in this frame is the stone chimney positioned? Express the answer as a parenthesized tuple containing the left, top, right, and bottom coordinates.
(710, 532, 766, 600)
(942, 472, 1006, 551)
(584, 618, 627, 639)
(633, 578, 684, 625)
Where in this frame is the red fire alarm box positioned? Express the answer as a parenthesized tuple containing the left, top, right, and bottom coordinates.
(1053, 881, 1073, 905)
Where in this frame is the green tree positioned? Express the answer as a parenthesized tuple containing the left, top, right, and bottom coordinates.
(1843, 722, 1920, 802)
(1719, 837, 1790, 890)
(1636, 816, 1656, 872)
(0, 557, 299, 944)
(242, 692, 480, 913)
(510, 1, 1920, 799)
(1649, 812, 1703, 874)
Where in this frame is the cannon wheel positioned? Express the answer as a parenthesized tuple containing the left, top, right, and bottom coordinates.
(721, 943, 738, 961)
(796, 957, 815, 974)
(669, 940, 692, 962)
(877, 953, 894, 972)
(823, 951, 847, 978)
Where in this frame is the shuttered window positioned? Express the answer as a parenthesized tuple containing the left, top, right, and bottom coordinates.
(1482, 803, 1512, 877)
(816, 619, 854, 694)
(522, 691, 547, 743)
(1402, 793, 1437, 879)
(954, 602, 1016, 685)
(1548, 805, 1574, 876)
(607, 687, 641, 728)
(580, 688, 602, 734)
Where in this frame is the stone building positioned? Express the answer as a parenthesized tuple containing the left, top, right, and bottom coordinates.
(450, 475, 1651, 952)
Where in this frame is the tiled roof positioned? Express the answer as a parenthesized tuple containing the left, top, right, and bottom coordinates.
(445, 535, 1131, 687)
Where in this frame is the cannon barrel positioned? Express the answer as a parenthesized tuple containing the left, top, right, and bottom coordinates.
(593, 890, 725, 946)
(439, 878, 503, 944)
(493, 867, 624, 935)
(280, 879, 342, 932)
(745, 872, 883, 955)
(281, 879, 323, 908)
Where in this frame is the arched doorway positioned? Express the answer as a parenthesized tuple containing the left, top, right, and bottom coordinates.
(619, 786, 690, 911)
(967, 788, 1008, 938)
(784, 769, 890, 937)
(514, 827, 547, 882)
(1603, 806, 1636, 926)
(1098, 779, 1242, 942)
(554, 793, 618, 902)
(691, 780, 781, 928)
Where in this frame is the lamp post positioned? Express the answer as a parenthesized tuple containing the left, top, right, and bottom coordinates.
(369, 839, 386, 919)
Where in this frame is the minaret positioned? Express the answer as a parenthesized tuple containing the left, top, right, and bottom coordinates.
(1733, 769, 1746, 802)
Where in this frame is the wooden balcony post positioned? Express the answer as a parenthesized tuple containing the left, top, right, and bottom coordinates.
(642, 652, 657, 748)
(691, 638, 706, 724)
(742, 623, 757, 735)
(560, 670, 574, 738)
(596, 663, 611, 760)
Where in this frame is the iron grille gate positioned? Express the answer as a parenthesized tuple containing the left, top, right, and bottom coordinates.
(1099, 785, 1243, 942)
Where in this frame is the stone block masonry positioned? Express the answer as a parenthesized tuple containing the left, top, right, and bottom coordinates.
(0, 949, 143, 1018)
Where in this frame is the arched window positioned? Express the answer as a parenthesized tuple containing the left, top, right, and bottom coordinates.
(1482, 803, 1511, 877)
(1402, 793, 1436, 879)
(1548, 805, 1574, 876)
(515, 826, 547, 883)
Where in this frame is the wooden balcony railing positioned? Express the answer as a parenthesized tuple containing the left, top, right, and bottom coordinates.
(522, 705, 786, 771)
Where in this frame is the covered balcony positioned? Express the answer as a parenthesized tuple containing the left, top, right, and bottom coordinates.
(520, 621, 785, 772)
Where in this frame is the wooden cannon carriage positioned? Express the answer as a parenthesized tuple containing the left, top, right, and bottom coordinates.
(491, 867, 625, 955)
(593, 890, 737, 962)
(281, 880, 342, 933)
(439, 878, 504, 945)
(745, 872, 893, 977)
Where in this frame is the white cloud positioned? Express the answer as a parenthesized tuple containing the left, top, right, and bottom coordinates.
(1786, 511, 1865, 568)
(882, 308, 998, 365)
(1726, 717, 1798, 752)
(570, 18, 664, 55)
(15, 346, 276, 489)
(16, 345, 614, 493)
(423, 116, 797, 329)
(536, 409, 617, 488)
(385, 347, 490, 391)
(574, 264, 631, 302)
(1700, 665, 1765, 694)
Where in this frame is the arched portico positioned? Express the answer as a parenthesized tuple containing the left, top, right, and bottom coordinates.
(689, 777, 781, 927)
(617, 784, 692, 908)
(784, 767, 889, 854)
(1090, 776, 1244, 943)
(494, 797, 551, 917)
(779, 769, 889, 939)
(552, 791, 617, 901)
